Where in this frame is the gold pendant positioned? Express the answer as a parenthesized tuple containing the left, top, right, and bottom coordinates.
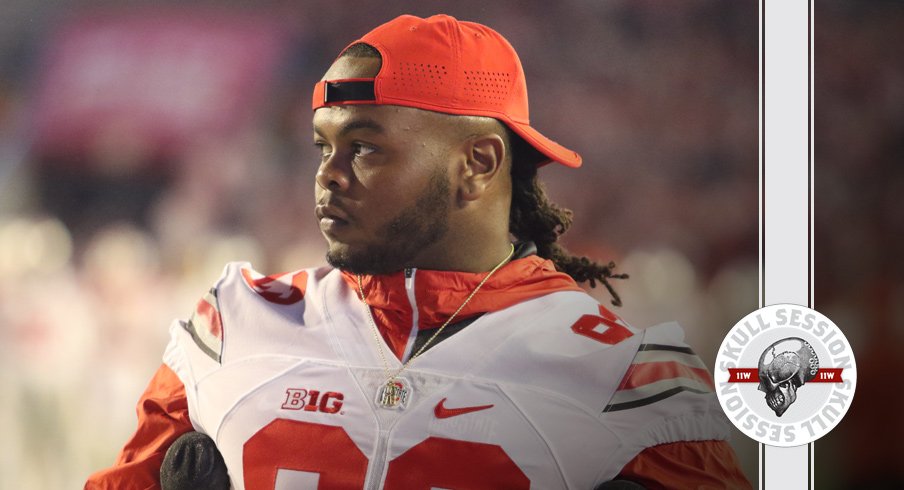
(376, 377, 410, 410)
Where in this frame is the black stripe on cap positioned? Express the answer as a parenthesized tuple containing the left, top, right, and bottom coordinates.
(324, 80, 376, 103)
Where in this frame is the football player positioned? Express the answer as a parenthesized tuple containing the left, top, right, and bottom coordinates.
(87, 14, 751, 489)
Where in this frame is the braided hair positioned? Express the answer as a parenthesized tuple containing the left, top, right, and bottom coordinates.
(506, 130, 628, 306)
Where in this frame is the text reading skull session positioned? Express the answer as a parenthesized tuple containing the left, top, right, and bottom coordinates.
(714, 304, 857, 447)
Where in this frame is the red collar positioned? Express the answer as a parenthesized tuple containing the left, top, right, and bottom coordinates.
(340, 255, 583, 359)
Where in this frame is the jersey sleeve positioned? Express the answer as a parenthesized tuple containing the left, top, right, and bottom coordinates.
(85, 264, 239, 489)
(615, 440, 752, 489)
(87, 262, 314, 489)
(595, 322, 740, 483)
(162, 262, 314, 435)
(162, 263, 239, 434)
(84, 364, 193, 490)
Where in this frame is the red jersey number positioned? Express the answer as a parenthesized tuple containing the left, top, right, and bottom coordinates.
(243, 420, 528, 489)
(384, 436, 529, 489)
(571, 305, 633, 345)
(244, 419, 367, 489)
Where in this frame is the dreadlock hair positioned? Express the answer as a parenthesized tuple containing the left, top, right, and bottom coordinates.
(336, 43, 628, 305)
(505, 129, 629, 306)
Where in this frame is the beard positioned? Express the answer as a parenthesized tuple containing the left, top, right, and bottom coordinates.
(326, 168, 451, 275)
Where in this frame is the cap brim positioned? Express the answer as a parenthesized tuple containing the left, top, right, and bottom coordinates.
(506, 119, 582, 168)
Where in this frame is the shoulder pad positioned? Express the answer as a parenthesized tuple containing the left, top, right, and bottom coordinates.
(179, 262, 312, 364)
(600, 322, 731, 450)
(603, 322, 714, 413)
(473, 291, 643, 415)
(238, 266, 308, 306)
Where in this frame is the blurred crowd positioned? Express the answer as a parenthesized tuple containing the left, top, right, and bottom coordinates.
(0, 0, 898, 489)
(814, 1, 904, 488)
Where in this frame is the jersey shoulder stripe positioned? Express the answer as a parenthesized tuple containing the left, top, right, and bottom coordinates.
(239, 268, 308, 305)
(182, 288, 224, 363)
(177, 264, 311, 366)
(603, 327, 715, 413)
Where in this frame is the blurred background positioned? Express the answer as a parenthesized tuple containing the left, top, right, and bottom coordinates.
(0, 0, 895, 488)
(814, 1, 904, 489)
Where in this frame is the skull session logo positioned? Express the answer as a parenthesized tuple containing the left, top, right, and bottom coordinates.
(757, 338, 820, 417)
(714, 304, 857, 447)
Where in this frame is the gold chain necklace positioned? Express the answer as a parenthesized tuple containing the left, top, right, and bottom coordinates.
(356, 243, 515, 410)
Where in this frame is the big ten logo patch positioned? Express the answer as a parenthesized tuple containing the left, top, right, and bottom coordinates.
(281, 388, 344, 414)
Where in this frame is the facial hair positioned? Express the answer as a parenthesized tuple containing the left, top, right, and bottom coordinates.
(326, 168, 450, 275)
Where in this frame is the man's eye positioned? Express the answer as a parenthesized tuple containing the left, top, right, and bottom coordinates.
(352, 143, 376, 157)
(314, 142, 332, 159)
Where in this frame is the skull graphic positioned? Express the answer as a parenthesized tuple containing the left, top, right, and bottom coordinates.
(757, 337, 819, 417)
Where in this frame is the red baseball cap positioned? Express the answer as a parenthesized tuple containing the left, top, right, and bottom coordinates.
(312, 14, 582, 168)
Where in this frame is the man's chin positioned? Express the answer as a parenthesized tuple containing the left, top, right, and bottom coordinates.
(325, 244, 403, 276)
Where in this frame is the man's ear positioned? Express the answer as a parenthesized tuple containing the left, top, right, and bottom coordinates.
(459, 133, 507, 202)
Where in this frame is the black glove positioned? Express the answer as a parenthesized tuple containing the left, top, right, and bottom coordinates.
(595, 480, 647, 490)
(160, 431, 230, 490)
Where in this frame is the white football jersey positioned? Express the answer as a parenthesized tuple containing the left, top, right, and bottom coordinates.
(163, 262, 731, 489)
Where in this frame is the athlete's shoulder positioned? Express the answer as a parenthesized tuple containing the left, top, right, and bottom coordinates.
(477, 292, 729, 431)
(600, 321, 731, 450)
(221, 261, 328, 308)
(171, 262, 339, 364)
(472, 290, 644, 413)
(603, 322, 715, 413)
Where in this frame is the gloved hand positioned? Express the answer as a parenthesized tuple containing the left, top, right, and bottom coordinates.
(160, 431, 230, 490)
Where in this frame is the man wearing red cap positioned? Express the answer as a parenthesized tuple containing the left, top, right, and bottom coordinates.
(88, 15, 750, 489)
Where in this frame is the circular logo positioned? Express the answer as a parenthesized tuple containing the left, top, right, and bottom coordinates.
(714, 304, 857, 447)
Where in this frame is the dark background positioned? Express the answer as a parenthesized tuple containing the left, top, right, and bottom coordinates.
(814, 1, 904, 488)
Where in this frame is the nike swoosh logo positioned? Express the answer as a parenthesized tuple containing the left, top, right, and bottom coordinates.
(434, 398, 495, 419)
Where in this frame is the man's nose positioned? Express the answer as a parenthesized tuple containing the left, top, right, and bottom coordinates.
(315, 152, 352, 191)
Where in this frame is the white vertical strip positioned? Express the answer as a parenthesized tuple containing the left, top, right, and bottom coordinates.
(762, 1, 812, 489)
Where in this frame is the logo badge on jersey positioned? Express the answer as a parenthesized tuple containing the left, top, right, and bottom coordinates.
(376, 377, 411, 410)
(434, 398, 495, 419)
(714, 304, 857, 447)
(281, 388, 344, 414)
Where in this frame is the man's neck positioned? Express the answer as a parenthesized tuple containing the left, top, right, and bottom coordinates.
(401, 236, 515, 273)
